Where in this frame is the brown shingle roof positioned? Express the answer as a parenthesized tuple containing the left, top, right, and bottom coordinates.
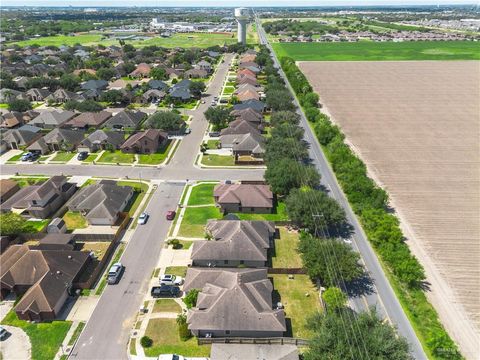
(214, 184, 273, 209)
(65, 111, 111, 128)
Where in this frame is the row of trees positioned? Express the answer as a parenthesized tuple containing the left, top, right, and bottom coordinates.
(280, 56, 461, 358)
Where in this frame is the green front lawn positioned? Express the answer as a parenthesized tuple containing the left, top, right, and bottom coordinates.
(118, 181, 149, 216)
(97, 150, 135, 164)
(137, 140, 174, 165)
(164, 266, 188, 277)
(205, 140, 219, 149)
(234, 201, 289, 222)
(0, 103, 9, 108)
(201, 154, 235, 167)
(222, 86, 235, 95)
(12, 177, 48, 187)
(143, 318, 211, 357)
(7, 152, 25, 162)
(152, 299, 182, 313)
(272, 227, 303, 269)
(271, 274, 321, 339)
(187, 183, 217, 206)
(26, 219, 50, 232)
(67, 322, 85, 346)
(51, 152, 75, 162)
(177, 206, 222, 238)
(63, 211, 88, 230)
(1, 310, 72, 360)
(82, 154, 98, 163)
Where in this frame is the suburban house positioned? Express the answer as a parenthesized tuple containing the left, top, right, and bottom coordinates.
(148, 80, 169, 91)
(80, 79, 108, 91)
(169, 79, 192, 101)
(30, 110, 76, 129)
(142, 89, 166, 103)
(1, 128, 43, 150)
(120, 129, 168, 154)
(233, 99, 265, 113)
(210, 344, 299, 360)
(185, 68, 208, 79)
(231, 107, 264, 125)
(220, 132, 265, 158)
(0, 89, 26, 103)
(0, 243, 90, 321)
(0, 179, 20, 203)
(214, 183, 274, 214)
(0, 112, 24, 128)
(195, 60, 212, 73)
(129, 63, 151, 78)
(220, 119, 262, 136)
(234, 83, 263, 95)
(0, 176, 76, 218)
(26, 88, 52, 102)
(237, 77, 258, 87)
(46, 89, 85, 103)
(191, 220, 275, 268)
(103, 110, 146, 130)
(78, 130, 125, 153)
(67, 182, 133, 225)
(28, 128, 85, 153)
(184, 268, 286, 338)
(64, 111, 112, 129)
(237, 89, 260, 102)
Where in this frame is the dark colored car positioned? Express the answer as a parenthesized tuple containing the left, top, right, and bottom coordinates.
(77, 151, 88, 160)
(166, 210, 176, 221)
(151, 285, 180, 298)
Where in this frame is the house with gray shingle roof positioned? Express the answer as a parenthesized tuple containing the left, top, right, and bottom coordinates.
(78, 130, 125, 153)
(67, 182, 133, 225)
(214, 183, 273, 214)
(28, 128, 84, 153)
(191, 220, 275, 267)
(30, 110, 76, 129)
(103, 110, 146, 130)
(184, 268, 286, 338)
(1, 128, 43, 149)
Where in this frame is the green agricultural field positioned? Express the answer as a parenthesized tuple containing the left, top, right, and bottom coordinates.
(11, 34, 110, 47)
(272, 41, 480, 61)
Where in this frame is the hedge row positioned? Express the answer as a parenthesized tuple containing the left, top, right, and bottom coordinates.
(280, 56, 461, 359)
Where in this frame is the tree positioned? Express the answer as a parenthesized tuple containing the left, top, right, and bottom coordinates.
(304, 308, 413, 360)
(302, 92, 320, 108)
(322, 287, 347, 311)
(149, 67, 167, 80)
(270, 122, 304, 141)
(298, 233, 363, 287)
(285, 188, 346, 231)
(265, 158, 320, 196)
(96, 67, 116, 80)
(265, 89, 295, 111)
(8, 99, 32, 112)
(59, 74, 80, 92)
(64, 100, 104, 112)
(265, 137, 309, 164)
(204, 106, 232, 131)
(100, 90, 125, 104)
(146, 111, 183, 131)
(270, 111, 300, 127)
(183, 289, 200, 309)
(0, 212, 35, 235)
(189, 81, 206, 99)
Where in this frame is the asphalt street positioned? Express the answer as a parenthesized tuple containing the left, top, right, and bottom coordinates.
(255, 17, 426, 360)
(70, 182, 184, 360)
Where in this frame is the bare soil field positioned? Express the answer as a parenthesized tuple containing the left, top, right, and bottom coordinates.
(299, 60, 479, 358)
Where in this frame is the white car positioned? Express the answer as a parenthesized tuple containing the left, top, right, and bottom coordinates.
(137, 212, 149, 225)
(160, 274, 183, 286)
(0, 326, 8, 340)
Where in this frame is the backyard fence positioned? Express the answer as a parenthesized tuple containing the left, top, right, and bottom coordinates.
(197, 337, 309, 346)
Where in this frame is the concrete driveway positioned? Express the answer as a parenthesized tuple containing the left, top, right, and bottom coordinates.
(1, 325, 32, 360)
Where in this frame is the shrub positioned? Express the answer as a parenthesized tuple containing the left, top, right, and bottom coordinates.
(140, 336, 152, 348)
(168, 239, 181, 249)
(8, 99, 32, 112)
(183, 289, 199, 309)
(176, 314, 191, 341)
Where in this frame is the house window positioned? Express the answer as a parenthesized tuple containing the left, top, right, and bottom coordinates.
(225, 330, 230, 335)
(224, 260, 228, 265)
(251, 207, 254, 211)
(240, 260, 244, 265)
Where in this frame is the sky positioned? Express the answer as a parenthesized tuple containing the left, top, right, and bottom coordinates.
(1, 0, 476, 7)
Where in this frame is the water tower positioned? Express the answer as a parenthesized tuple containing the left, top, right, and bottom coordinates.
(235, 8, 249, 45)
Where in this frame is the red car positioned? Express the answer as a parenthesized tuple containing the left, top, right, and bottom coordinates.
(166, 210, 176, 221)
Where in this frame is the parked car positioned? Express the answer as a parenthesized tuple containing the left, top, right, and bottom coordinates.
(21, 152, 35, 161)
(137, 212, 149, 225)
(184, 128, 191, 135)
(107, 262, 123, 285)
(151, 285, 180, 298)
(166, 210, 176, 221)
(209, 131, 220, 137)
(211, 100, 217, 106)
(0, 326, 8, 340)
(160, 274, 183, 286)
(28, 152, 40, 162)
(77, 151, 88, 161)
